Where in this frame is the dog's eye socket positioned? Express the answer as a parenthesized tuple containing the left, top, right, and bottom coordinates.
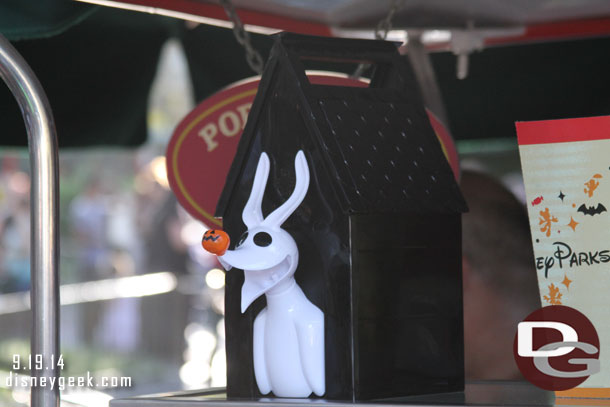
(253, 232, 272, 247)
(236, 231, 248, 247)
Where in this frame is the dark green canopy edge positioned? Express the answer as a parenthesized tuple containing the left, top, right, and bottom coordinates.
(0, 0, 99, 41)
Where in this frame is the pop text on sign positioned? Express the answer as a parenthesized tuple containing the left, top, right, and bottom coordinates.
(198, 103, 252, 152)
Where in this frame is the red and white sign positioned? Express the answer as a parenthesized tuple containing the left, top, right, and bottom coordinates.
(517, 115, 610, 393)
(167, 76, 258, 227)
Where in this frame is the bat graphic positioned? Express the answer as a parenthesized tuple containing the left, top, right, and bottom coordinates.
(531, 196, 544, 206)
(577, 203, 607, 216)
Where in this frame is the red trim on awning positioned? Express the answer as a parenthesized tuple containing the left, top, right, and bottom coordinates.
(487, 17, 610, 46)
(122, 0, 333, 36)
(94, 1, 610, 47)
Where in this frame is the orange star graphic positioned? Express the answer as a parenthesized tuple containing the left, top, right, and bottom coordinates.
(562, 275, 572, 290)
(567, 217, 579, 231)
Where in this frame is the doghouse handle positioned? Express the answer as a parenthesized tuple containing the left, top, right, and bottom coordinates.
(0, 35, 60, 407)
(277, 33, 404, 89)
(279, 32, 399, 63)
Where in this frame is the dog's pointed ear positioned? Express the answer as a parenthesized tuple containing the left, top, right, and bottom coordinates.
(242, 153, 270, 228)
(263, 150, 310, 228)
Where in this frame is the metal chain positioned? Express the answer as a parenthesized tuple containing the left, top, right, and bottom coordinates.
(219, 0, 264, 75)
(375, 0, 402, 40)
(351, 0, 404, 79)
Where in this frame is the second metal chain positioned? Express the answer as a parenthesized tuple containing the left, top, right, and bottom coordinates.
(219, 0, 264, 75)
(351, 0, 404, 79)
(375, 0, 403, 40)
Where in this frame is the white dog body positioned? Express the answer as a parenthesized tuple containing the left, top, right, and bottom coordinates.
(254, 278, 324, 397)
(216, 151, 325, 398)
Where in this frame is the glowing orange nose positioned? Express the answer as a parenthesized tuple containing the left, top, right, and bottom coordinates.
(202, 229, 230, 256)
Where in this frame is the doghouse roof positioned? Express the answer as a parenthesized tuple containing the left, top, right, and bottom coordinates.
(216, 33, 467, 217)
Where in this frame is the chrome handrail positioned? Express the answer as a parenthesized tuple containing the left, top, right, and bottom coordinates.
(0, 35, 60, 407)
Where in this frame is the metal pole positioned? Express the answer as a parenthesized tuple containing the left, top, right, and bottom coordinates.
(0, 35, 60, 407)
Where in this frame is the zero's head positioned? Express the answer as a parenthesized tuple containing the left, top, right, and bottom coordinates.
(214, 150, 310, 312)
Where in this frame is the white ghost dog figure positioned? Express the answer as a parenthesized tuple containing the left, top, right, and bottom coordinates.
(218, 150, 325, 398)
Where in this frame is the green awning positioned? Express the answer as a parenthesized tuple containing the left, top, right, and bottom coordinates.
(2, 3, 610, 148)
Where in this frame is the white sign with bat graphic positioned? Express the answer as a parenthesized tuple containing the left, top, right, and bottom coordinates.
(517, 116, 610, 390)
